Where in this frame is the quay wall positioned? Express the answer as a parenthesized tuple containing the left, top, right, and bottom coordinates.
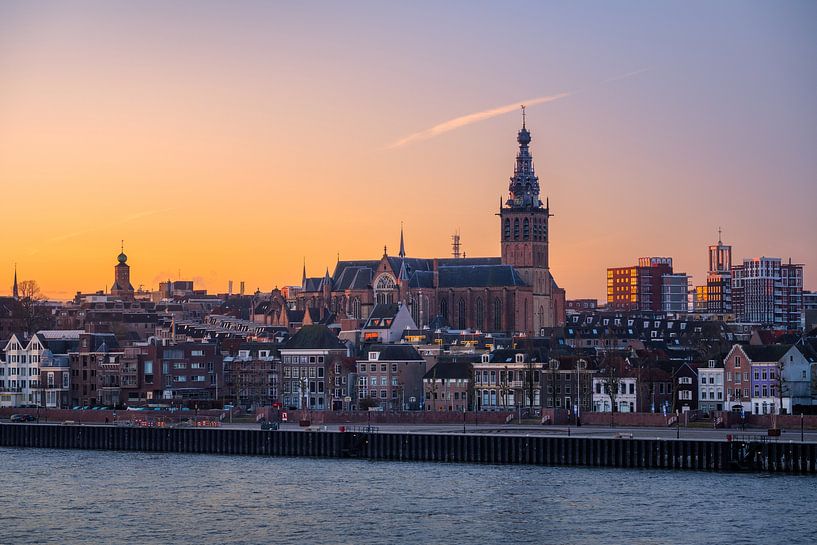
(0, 423, 815, 474)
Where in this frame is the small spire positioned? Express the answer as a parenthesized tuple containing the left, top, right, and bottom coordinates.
(12, 263, 18, 300)
(121, 239, 124, 253)
(717, 226, 722, 244)
(399, 222, 406, 258)
(383, 245, 388, 257)
(521, 104, 526, 129)
(302, 258, 307, 285)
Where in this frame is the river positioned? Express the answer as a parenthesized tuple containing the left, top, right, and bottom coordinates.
(0, 447, 814, 544)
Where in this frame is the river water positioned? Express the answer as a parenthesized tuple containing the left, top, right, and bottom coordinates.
(0, 447, 814, 544)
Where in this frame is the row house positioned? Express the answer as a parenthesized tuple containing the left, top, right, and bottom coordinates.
(423, 360, 473, 412)
(69, 332, 122, 407)
(473, 350, 595, 413)
(222, 342, 279, 409)
(279, 325, 350, 410)
(697, 359, 725, 413)
(473, 350, 545, 410)
(674, 362, 699, 413)
(153, 341, 221, 403)
(724, 344, 794, 415)
(592, 356, 674, 413)
(592, 371, 638, 413)
(1, 331, 81, 407)
(356, 344, 426, 410)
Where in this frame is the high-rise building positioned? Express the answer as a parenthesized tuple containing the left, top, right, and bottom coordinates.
(661, 273, 690, 313)
(705, 231, 732, 313)
(732, 257, 803, 329)
(607, 257, 674, 312)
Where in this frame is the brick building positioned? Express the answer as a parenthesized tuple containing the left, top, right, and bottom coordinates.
(356, 344, 426, 410)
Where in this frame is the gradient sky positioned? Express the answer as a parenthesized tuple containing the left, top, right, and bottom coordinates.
(1, 1, 815, 300)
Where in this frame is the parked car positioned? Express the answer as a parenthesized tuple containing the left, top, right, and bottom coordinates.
(10, 414, 36, 423)
(260, 421, 279, 431)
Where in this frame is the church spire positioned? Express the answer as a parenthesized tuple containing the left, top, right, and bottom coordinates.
(506, 106, 541, 209)
(12, 263, 18, 300)
(302, 258, 307, 286)
(399, 222, 406, 258)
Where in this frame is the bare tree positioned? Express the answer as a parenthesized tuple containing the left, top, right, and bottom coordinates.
(601, 360, 621, 413)
(17, 280, 53, 334)
(499, 366, 510, 409)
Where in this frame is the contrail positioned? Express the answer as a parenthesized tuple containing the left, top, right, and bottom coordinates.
(386, 92, 570, 149)
(387, 68, 649, 149)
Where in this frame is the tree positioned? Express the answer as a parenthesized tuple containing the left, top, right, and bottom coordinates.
(601, 357, 621, 413)
(17, 280, 53, 334)
(498, 366, 510, 409)
(524, 359, 537, 409)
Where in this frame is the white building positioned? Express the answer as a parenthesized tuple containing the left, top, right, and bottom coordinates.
(697, 359, 725, 413)
(0, 331, 81, 407)
(592, 375, 637, 413)
(361, 303, 417, 344)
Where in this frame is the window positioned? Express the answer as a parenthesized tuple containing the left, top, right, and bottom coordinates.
(475, 298, 484, 330)
(191, 350, 204, 357)
(735, 356, 741, 368)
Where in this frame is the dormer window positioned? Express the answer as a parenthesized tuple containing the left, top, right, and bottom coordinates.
(369, 352, 379, 361)
(515, 353, 524, 363)
(708, 360, 715, 368)
(481, 354, 490, 363)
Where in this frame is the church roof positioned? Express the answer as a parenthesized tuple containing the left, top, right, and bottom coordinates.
(303, 277, 322, 292)
(408, 271, 434, 288)
(333, 264, 375, 291)
(437, 265, 527, 288)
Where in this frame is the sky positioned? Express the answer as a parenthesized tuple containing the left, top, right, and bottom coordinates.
(1, 1, 815, 300)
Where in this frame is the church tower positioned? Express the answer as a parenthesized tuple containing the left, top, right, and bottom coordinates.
(111, 241, 134, 299)
(499, 108, 554, 330)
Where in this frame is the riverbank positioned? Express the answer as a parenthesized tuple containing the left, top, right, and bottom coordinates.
(2, 423, 815, 474)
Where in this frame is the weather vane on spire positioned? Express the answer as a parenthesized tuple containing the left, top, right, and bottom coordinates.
(717, 226, 722, 243)
(521, 104, 526, 128)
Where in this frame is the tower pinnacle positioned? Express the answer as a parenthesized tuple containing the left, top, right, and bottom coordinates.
(12, 263, 18, 300)
(399, 223, 406, 258)
(506, 112, 540, 208)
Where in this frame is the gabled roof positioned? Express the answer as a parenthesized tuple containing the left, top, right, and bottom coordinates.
(742, 344, 792, 363)
(423, 361, 472, 380)
(283, 325, 345, 350)
(361, 344, 424, 361)
(303, 277, 322, 292)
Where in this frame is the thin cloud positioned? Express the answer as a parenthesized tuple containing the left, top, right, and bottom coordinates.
(387, 92, 571, 149)
(602, 67, 650, 83)
(387, 68, 650, 150)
